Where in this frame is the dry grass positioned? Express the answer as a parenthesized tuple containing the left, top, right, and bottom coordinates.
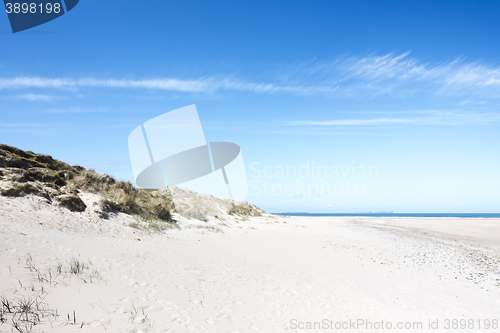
(0, 183, 42, 198)
(1, 144, 267, 224)
(0, 144, 175, 223)
(128, 216, 179, 233)
(0, 254, 100, 332)
(227, 202, 267, 217)
(195, 225, 224, 233)
(70, 169, 174, 222)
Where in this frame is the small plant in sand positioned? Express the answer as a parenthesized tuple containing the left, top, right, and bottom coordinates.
(24, 254, 37, 273)
(0, 254, 102, 332)
(128, 221, 141, 229)
(68, 259, 87, 275)
(84, 269, 102, 284)
(21, 254, 101, 287)
(0, 296, 10, 323)
(196, 225, 224, 234)
(128, 216, 179, 233)
(0, 291, 51, 333)
(66, 310, 85, 328)
(0, 292, 86, 332)
(146, 220, 168, 232)
(129, 304, 152, 332)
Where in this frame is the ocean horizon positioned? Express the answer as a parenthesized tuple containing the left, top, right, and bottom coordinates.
(275, 212, 500, 218)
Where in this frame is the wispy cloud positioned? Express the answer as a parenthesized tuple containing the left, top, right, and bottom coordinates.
(33, 106, 110, 114)
(286, 110, 500, 126)
(0, 122, 46, 127)
(15, 93, 60, 102)
(289, 118, 414, 126)
(1, 52, 500, 98)
(0, 77, 216, 92)
(0, 76, 340, 96)
(305, 52, 500, 98)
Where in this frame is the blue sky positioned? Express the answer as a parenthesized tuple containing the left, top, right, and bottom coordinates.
(1, 0, 500, 213)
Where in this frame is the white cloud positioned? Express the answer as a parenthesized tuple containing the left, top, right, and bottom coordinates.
(0, 77, 216, 92)
(335, 53, 500, 97)
(1, 52, 500, 98)
(16, 93, 59, 101)
(0, 122, 46, 127)
(283, 53, 500, 98)
(288, 118, 413, 126)
(0, 76, 341, 96)
(286, 110, 500, 126)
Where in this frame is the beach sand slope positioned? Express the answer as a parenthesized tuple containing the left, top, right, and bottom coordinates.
(1, 196, 499, 332)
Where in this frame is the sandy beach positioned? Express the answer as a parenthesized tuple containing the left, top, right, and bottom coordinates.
(1, 195, 499, 332)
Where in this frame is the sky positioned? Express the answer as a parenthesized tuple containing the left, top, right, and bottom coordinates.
(1, 0, 500, 213)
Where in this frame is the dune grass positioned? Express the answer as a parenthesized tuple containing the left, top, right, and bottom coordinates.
(1, 144, 267, 224)
(0, 144, 175, 223)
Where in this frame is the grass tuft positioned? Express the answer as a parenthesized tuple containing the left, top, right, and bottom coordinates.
(68, 259, 87, 275)
(1, 183, 41, 198)
(196, 225, 224, 233)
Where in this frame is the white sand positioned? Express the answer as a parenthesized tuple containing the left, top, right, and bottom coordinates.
(1, 195, 499, 332)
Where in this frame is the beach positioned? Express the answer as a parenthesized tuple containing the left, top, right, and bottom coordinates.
(1, 195, 499, 332)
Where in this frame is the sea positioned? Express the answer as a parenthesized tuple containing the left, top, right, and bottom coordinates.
(274, 213, 500, 218)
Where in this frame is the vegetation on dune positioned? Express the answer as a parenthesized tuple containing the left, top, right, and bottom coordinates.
(70, 168, 174, 222)
(227, 202, 266, 217)
(0, 144, 174, 222)
(0, 183, 43, 198)
(54, 194, 87, 212)
(0, 143, 267, 223)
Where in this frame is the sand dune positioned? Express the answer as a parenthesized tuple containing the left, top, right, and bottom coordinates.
(1, 194, 499, 332)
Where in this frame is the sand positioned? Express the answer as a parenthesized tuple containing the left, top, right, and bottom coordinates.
(1, 195, 499, 332)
